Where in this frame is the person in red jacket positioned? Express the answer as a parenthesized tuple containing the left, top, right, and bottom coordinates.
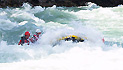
(18, 31, 30, 46)
(30, 29, 41, 43)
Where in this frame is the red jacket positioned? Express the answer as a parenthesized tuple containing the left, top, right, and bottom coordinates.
(30, 34, 39, 43)
(18, 36, 29, 45)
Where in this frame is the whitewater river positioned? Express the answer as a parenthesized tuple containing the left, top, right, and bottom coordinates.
(0, 3, 123, 70)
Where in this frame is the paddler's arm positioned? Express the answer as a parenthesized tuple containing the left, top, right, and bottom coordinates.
(18, 40, 22, 45)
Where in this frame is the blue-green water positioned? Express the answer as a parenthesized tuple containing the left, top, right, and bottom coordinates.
(0, 3, 123, 70)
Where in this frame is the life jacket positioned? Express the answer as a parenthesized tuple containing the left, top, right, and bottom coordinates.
(21, 36, 29, 45)
(30, 34, 39, 43)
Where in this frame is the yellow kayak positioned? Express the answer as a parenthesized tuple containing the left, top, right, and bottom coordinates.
(52, 35, 88, 46)
(58, 35, 87, 42)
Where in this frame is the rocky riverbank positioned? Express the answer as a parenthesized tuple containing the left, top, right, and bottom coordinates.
(0, 0, 123, 8)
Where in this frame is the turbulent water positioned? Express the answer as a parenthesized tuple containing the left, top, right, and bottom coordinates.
(0, 3, 123, 70)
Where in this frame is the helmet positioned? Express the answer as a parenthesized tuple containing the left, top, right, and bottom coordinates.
(36, 29, 41, 33)
(25, 31, 30, 36)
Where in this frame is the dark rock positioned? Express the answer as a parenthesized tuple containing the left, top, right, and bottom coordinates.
(0, 0, 123, 8)
(88, 0, 123, 7)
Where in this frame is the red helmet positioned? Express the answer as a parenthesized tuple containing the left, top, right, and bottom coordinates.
(25, 31, 30, 36)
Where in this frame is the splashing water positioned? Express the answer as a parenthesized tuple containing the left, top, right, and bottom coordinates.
(0, 3, 123, 70)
